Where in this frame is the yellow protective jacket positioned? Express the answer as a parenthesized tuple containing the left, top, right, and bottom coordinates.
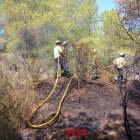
(113, 57, 126, 68)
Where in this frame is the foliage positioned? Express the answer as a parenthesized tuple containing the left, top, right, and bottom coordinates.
(0, 0, 98, 52)
(115, 0, 140, 63)
(0, 56, 44, 139)
(0, 1, 139, 138)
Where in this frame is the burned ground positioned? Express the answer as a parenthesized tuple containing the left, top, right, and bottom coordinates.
(19, 73, 140, 140)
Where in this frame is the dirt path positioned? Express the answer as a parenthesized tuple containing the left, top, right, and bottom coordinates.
(20, 75, 140, 140)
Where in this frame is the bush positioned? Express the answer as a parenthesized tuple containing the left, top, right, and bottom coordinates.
(0, 56, 41, 137)
(68, 43, 100, 82)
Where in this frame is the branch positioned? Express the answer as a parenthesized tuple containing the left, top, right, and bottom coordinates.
(117, 12, 140, 45)
(115, 31, 131, 40)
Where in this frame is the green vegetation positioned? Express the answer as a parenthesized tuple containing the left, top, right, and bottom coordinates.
(0, 0, 139, 139)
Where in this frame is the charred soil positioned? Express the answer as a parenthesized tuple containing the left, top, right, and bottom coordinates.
(20, 76, 140, 140)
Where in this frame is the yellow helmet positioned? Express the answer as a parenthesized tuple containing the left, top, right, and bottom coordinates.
(119, 52, 125, 57)
(55, 40, 62, 44)
(63, 41, 67, 45)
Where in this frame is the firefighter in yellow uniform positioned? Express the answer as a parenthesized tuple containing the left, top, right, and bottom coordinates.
(61, 41, 71, 78)
(113, 52, 127, 82)
(54, 40, 63, 79)
(53, 40, 70, 79)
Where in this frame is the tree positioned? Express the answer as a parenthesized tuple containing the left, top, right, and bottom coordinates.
(0, 0, 98, 52)
(116, 0, 140, 45)
(116, 0, 140, 62)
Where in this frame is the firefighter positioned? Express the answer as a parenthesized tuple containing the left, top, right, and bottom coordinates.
(113, 52, 127, 82)
(53, 40, 70, 79)
(62, 41, 68, 62)
(54, 40, 62, 79)
(61, 41, 71, 78)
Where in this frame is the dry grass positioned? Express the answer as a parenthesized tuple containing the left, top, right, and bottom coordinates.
(0, 56, 49, 139)
(100, 69, 116, 83)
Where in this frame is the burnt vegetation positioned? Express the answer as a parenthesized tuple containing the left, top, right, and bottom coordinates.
(0, 0, 140, 140)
